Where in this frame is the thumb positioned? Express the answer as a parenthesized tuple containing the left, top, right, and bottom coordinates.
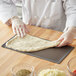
(57, 38, 64, 46)
(58, 38, 68, 47)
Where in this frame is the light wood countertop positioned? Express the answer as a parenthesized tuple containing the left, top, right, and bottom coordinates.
(0, 21, 76, 76)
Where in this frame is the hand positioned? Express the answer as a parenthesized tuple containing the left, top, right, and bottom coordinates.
(11, 16, 29, 37)
(57, 27, 76, 47)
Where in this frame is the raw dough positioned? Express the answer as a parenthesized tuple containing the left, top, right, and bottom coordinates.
(6, 34, 60, 52)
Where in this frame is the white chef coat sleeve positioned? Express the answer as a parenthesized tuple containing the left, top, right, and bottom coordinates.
(64, 0, 76, 31)
(0, 0, 17, 23)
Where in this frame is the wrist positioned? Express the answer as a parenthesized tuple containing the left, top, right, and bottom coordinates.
(68, 27, 76, 37)
(68, 27, 76, 32)
(11, 16, 20, 21)
(11, 16, 22, 24)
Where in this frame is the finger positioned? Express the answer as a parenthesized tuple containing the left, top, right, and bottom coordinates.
(58, 39, 68, 47)
(23, 25, 27, 36)
(24, 25, 29, 33)
(17, 28, 21, 37)
(12, 26, 16, 34)
(58, 38, 64, 42)
(14, 27, 17, 34)
(19, 25, 24, 37)
(16, 27, 20, 37)
(22, 27, 26, 36)
(21, 28, 25, 37)
(57, 38, 64, 47)
(57, 36, 64, 41)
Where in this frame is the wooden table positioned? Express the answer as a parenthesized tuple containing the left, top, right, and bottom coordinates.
(0, 21, 76, 76)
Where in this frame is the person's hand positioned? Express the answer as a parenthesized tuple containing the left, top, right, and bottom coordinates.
(11, 16, 29, 37)
(57, 27, 76, 47)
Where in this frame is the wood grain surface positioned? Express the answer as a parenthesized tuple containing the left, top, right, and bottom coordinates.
(0, 21, 76, 76)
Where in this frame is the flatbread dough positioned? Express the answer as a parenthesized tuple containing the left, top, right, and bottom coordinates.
(6, 34, 60, 52)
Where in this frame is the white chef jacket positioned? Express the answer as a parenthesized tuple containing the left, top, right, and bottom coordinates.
(0, 0, 76, 32)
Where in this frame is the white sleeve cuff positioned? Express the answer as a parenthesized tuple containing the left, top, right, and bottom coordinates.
(0, 4, 18, 23)
(63, 14, 76, 32)
(66, 14, 76, 28)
